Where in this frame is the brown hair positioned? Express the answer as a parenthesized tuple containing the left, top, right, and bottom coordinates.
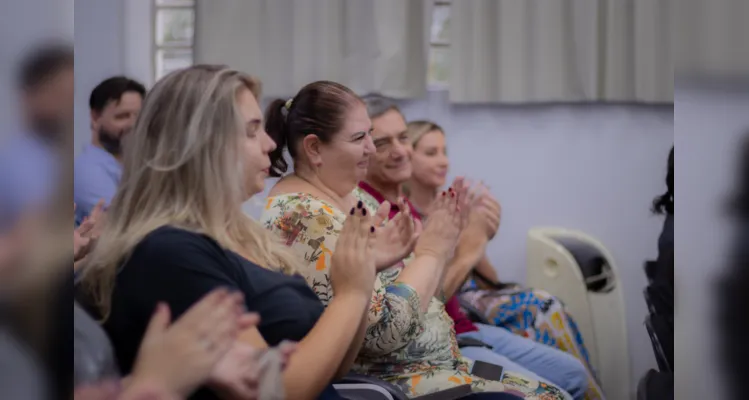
(265, 81, 361, 176)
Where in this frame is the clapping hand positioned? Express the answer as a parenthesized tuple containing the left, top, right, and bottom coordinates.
(413, 177, 471, 261)
(372, 198, 422, 271)
(465, 183, 501, 240)
(74, 199, 106, 262)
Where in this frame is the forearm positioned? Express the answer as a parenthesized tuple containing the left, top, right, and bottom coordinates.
(358, 282, 425, 357)
(474, 254, 499, 283)
(283, 292, 370, 400)
(442, 237, 487, 299)
(395, 254, 446, 311)
(118, 377, 179, 400)
(335, 308, 369, 379)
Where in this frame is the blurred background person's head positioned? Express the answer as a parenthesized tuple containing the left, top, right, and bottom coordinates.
(88, 77, 145, 158)
(17, 43, 73, 145)
(406, 120, 449, 191)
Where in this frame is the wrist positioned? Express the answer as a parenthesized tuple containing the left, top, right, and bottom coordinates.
(331, 288, 371, 307)
(413, 249, 446, 263)
(121, 376, 179, 400)
(458, 230, 488, 250)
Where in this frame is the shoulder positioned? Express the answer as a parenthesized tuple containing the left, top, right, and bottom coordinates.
(130, 226, 230, 270)
(74, 154, 118, 202)
(261, 193, 343, 249)
(74, 151, 112, 181)
(262, 193, 342, 226)
(352, 187, 380, 213)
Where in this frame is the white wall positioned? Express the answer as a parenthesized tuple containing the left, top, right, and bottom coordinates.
(73, 0, 153, 156)
(74, 0, 125, 155)
(79, 3, 676, 395)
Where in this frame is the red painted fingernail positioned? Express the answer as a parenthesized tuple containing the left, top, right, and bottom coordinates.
(370, 226, 375, 233)
(350, 208, 355, 215)
(442, 191, 446, 197)
(362, 208, 367, 216)
(450, 192, 455, 197)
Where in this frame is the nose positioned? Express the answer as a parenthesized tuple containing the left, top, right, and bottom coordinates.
(438, 154, 449, 168)
(363, 135, 375, 154)
(263, 130, 277, 153)
(391, 141, 409, 159)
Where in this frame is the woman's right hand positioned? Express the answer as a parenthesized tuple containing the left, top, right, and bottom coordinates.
(329, 201, 376, 298)
(128, 288, 256, 398)
(413, 178, 470, 261)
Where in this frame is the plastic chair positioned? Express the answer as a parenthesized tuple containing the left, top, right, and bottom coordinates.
(526, 227, 630, 400)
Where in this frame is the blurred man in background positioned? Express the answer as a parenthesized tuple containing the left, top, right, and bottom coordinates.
(74, 76, 144, 225)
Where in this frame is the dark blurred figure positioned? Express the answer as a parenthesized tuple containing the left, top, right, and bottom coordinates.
(653, 146, 674, 257)
(718, 134, 749, 400)
(638, 147, 675, 400)
(0, 42, 74, 400)
(0, 43, 73, 234)
(74, 77, 144, 225)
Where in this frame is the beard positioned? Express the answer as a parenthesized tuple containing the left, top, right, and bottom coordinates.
(30, 114, 65, 145)
(98, 126, 124, 157)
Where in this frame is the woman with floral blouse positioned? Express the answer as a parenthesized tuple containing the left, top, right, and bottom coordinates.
(259, 81, 566, 400)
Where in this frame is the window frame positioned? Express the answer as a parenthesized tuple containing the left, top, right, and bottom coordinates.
(151, 0, 196, 82)
(428, 0, 451, 90)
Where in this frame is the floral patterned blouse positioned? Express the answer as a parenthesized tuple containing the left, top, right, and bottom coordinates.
(260, 191, 565, 399)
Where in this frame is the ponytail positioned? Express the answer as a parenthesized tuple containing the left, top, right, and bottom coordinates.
(264, 81, 361, 177)
(652, 146, 674, 215)
(265, 98, 291, 177)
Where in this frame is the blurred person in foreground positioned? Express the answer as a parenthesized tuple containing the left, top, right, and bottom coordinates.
(652, 146, 674, 260)
(74, 77, 145, 225)
(0, 43, 73, 235)
(718, 133, 749, 400)
(0, 42, 74, 400)
(1, 45, 286, 399)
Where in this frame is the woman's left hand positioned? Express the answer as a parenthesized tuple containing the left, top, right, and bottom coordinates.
(74, 199, 106, 262)
(372, 198, 422, 271)
(209, 340, 297, 400)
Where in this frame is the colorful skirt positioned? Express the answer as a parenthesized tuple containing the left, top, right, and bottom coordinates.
(459, 280, 606, 400)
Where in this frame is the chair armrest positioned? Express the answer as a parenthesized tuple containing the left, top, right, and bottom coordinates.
(413, 384, 473, 400)
(456, 336, 492, 349)
(334, 383, 395, 400)
(338, 374, 473, 400)
(337, 374, 409, 400)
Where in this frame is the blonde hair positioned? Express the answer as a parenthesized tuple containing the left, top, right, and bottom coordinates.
(80, 65, 299, 319)
(406, 120, 444, 147)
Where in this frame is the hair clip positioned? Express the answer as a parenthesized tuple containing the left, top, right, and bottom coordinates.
(284, 98, 294, 110)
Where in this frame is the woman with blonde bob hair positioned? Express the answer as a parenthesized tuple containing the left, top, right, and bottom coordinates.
(79, 65, 378, 400)
(404, 120, 605, 400)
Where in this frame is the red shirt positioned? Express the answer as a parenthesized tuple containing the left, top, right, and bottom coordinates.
(357, 182, 478, 334)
